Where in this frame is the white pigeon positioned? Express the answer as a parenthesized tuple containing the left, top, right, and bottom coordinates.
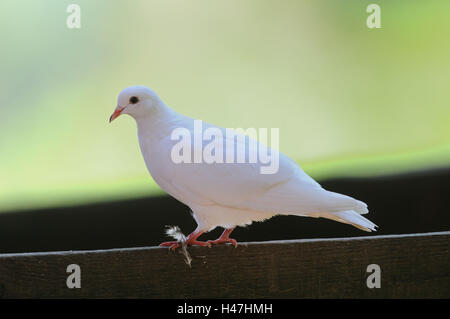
(110, 86, 377, 249)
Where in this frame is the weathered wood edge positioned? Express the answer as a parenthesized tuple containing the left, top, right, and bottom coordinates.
(1, 231, 448, 258)
(0, 231, 449, 298)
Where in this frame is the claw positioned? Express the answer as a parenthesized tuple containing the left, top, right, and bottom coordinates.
(159, 230, 210, 250)
(208, 238, 238, 247)
(159, 241, 181, 250)
(159, 241, 179, 247)
(207, 227, 238, 247)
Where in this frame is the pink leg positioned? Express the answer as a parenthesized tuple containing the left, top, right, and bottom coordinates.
(160, 230, 210, 250)
(208, 228, 238, 247)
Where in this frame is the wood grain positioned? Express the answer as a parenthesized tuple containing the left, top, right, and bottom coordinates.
(0, 232, 448, 298)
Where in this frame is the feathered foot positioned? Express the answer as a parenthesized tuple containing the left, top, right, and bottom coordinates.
(160, 230, 210, 250)
(207, 228, 238, 247)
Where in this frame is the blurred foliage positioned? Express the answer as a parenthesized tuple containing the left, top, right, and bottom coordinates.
(1, 0, 449, 212)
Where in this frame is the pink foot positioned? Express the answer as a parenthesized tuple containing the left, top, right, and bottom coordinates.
(207, 228, 238, 247)
(208, 237, 238, 247)
(159, 230, 210, 250)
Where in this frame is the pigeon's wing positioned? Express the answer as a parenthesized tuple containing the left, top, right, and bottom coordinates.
(236, 175, 368, 215)
(163, 125, 366, 215)
(163, 128, 299, 206)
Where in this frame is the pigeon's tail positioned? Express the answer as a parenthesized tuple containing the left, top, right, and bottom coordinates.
(323, 210, 377, 232)
(302, 210, 378, 232)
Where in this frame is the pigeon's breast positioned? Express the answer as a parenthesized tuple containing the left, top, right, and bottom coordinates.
(137, 133, 197, 205)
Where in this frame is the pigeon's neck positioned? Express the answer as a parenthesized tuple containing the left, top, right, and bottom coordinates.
(135, 103, 180, 141)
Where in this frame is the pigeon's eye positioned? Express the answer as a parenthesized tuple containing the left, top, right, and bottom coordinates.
(129, 96, 139, 104)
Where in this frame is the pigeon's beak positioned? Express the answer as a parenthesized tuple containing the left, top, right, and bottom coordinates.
(109, 107, 125, 123)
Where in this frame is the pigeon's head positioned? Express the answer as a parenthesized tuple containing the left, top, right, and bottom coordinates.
(109, 86, 162, 122)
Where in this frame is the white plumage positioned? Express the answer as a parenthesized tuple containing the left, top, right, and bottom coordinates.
(110, 86, 377, 248)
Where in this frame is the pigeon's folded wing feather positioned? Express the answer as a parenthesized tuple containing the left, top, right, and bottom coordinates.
(166, 131, 298, 206)
(236, 177, 368, 215)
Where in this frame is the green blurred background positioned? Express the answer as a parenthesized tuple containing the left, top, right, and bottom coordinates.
(1, 0, 449, 213)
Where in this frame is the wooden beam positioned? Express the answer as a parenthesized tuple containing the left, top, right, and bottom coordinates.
(0, 231, 449, 298)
